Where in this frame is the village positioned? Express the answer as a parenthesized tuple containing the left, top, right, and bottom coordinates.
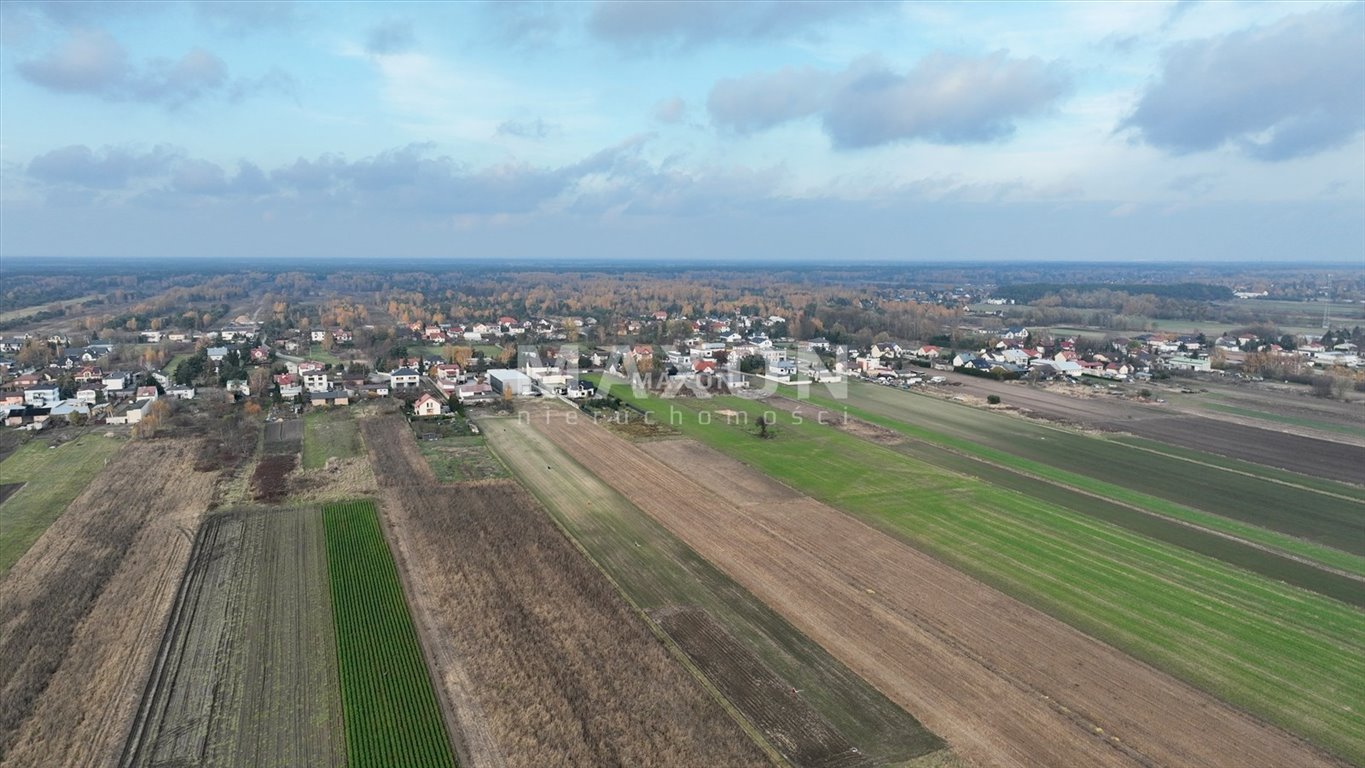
(1, 298, 1359, 431)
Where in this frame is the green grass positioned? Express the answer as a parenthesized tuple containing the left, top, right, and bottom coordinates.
(607, 390, 1365, 765)
(414, 436, 506, 482)
(322, 500, 456, 768)
(302, 409, 362, 469)
(166, 352, 193, 378)
(482, 415, 944, 764)
(815, 380, 1365, 553)
(308, 344, 344, 365)
(0, 433, 124, 575)
(778, 385, 1365, 584)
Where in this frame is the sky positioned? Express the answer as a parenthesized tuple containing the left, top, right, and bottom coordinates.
(1, 0, 1362, 263)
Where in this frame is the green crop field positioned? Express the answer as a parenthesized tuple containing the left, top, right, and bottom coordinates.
(322, 500, 456, 768)
(769, 384, 1365, 588)
(0, 434, 123, 576)
(483, 414, 945, 766)
(806, 381, 1365, 556)
(601, 388, 1365, 765)
(303, 408, 362, 469)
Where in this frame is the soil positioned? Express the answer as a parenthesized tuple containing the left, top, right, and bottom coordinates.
(654, 606, 871, 768)
(525, 404, 1347, 768)
(359, 416, 769, 768)
(931, 372, 1365, 482)
(0, 439, 217, 768)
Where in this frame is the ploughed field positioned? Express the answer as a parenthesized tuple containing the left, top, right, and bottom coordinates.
(524, 397, 1360, 767)
(359, 416, 769, 767)
(483, 411, 948, 768)
(919, 372, 1365, 484)
(0, 439, 217, 768)
(121, 507, 346, 768)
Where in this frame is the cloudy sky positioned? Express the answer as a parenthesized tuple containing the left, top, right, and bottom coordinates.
(2, 0, 1362, 262)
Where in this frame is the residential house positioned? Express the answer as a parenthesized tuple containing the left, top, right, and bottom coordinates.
(413, 393, 443, 417)
(103, 371, 135, 391)
(389, 367, 421, 390)
(166, 386, 196, 400)
(303, 372, 331, 392)
(24, 383, 61, 406)
(309, 390, 350, 407)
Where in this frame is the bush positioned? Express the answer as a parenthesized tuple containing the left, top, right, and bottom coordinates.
(986, 394, 1001, 405)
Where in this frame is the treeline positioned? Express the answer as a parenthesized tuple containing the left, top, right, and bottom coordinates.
(996, 283, 1233, 303)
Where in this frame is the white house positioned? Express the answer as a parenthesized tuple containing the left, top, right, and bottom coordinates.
(389, 367, 421, 390)
(103, 371, 134, 391)
(303, 372, 331, 392)
(24, 384, 61, 406)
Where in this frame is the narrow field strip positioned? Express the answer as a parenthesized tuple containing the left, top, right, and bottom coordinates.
(322, 499, 456, 768)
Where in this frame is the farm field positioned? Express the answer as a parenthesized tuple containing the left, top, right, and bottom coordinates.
(0, 438, 217, 768)
(303, 408, 362, 469)
(483, 413, 947, 767)
(579, 392, 1365, 765)
(411, 415, 506, 481)
(0, 293, 100, 322)
(254, 419, 302, 502)
(909, 371, 1365, 483)
(123, 507, 345, 768)
(522, 403, 1353, 767)
(760, 394, 1365, 603)
(323, 499, 454, 768)
(359, 416, 770, 767)
(0, 433, 123, 576)
(796, 379, 1365, 554)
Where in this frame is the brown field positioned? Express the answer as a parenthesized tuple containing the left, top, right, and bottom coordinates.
(0, 439, 217, 768)
(121, 507, 345, 768)
(359, 416, 769, 768)
(936, 372, 1365, 481)
(526, 405, 1346, 768)
(252, 418, 304, 502)
(0, 484, 22, 505)
(653, 606, 870, 768)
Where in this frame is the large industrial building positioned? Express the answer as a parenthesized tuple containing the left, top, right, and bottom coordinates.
(486, 369, 533, 396)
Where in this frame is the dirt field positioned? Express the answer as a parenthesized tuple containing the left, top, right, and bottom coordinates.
(122, 507, 345, 768)
(253, 418, 304, 502)
(0, 485, 22, 505)
(0, 439, 217, 768)
(934, 372, 1365, 482)
(526, 405, 1347, 768)
(484, 412, 947, 767)
(359, 416, 769, 768)
(654, 607, 869, 768)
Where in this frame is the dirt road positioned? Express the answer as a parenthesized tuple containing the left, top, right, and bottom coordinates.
(526, 405, 1345, 768)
